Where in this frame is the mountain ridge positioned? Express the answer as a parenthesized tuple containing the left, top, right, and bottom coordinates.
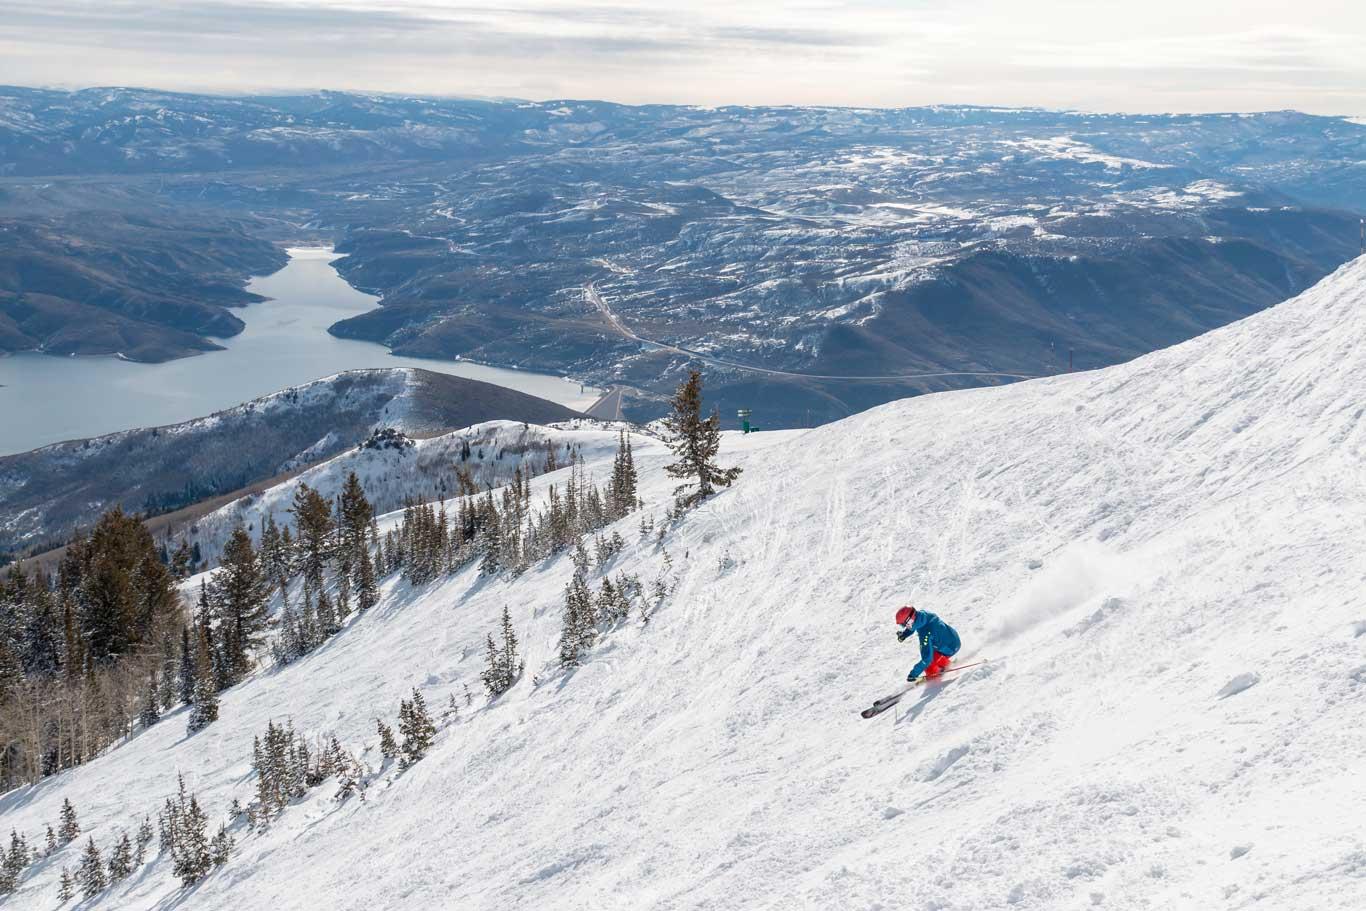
(0, 367, 582, 561)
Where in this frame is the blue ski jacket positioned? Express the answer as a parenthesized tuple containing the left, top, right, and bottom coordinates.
(899, 610, 961, 678)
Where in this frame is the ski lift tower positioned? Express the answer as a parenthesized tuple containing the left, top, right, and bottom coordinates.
(737, 408, 753, 434)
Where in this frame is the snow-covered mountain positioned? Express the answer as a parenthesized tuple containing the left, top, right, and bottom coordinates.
(0, 368, 582, 561)
(4, 256, 1365, 909)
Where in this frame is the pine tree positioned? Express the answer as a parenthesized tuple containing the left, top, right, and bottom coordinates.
(595, 576, 625, 625)
(663, 369, 741, 507)
(158, 629, 178, 709)
(479, 510, 502, 576)
(398, 689, 435, 766)
(559, 569, 596, 668)
(170, 540, 194, 581)
(355, 545, 378, 613)
(0, 829, 25, 894)
(209, 825, 232, 867)
(0, 640, 20, 706)
(20, 580, 63, 679)
(177, 626, 195, 705)
(59, 798, 80, 844)
(314, 586, 337, 638)
(45, 824, 57, 855)
(480, 634, 500, 697)
(275, 594, 303, 664)
(216, 526, 271, 681)
(107, 831, 133, 882)
(277, 526, 296, 590)
(187, 635, 219, 733)
(58, 866, 75, 902)
(499, 605, 522, 687)
(173, 794, 212, 886)
(376, 719, 398, 760)
(338, 471, 375, 584)
(138, 666, 161, 727)
(608, 431, 639, 518)
(290, 483, 334, 594)
(336, 571, 352, 626)
(135, 817, 153, 865)
(78, 838, 105, 898)
(259, 514, 284, 582)
(299, 585, 319, 652)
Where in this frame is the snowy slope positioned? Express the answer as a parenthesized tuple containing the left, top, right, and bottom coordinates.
(182, 419, 646, 564)
(5, 258, 1366, 910)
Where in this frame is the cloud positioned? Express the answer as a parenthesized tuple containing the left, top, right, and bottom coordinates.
(1, 0, 1363, 114)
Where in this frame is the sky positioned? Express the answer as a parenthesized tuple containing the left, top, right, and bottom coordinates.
(3, 0, 1365, 115)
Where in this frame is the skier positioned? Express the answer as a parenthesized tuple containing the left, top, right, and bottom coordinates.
(895, 605, 961, 682)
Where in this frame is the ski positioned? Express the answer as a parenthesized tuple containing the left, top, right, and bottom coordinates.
(860, 683, 918, 718)
(859, 658, 990, 719)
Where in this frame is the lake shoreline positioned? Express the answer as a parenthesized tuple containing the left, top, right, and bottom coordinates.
(0, 249, 602, 455)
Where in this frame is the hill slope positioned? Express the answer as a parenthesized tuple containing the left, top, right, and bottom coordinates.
(0, 210, 287, 361)
(0, 368, 582, 559)
(3, 259, 1365, 910)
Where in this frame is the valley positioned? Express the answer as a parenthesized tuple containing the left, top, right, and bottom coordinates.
(4, 89, 1364, 428)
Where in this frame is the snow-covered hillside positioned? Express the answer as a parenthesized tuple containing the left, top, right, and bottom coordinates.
(5, 258, 1366, 910)
(182, 419, 647, 564)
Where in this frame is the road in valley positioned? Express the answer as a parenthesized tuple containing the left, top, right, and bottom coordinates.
(584, 284, 1037, 383)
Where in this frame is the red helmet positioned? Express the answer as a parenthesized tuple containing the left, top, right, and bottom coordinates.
(895, 605, 915, 626)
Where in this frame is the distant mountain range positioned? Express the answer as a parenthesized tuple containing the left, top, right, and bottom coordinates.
(2, 87, 1364, 423)
(0, 367, 581, 561)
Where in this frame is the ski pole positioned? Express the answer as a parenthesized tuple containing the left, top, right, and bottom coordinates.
(931, 658, 989, 677)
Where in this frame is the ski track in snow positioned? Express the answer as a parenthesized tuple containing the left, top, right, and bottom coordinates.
(5, 259, 1366, 909)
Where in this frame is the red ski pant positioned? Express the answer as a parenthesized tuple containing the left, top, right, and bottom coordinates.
(924, 652, 952, 678)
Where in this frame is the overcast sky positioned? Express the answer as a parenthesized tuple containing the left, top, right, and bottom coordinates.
(4, 0, 1365, 114)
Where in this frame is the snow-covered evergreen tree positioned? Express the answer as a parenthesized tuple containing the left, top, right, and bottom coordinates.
(377, 719, 398, 761)
(59, 798, 80, 844)
(398, 689, 436, 767)
(559, 569, 596, 668)
(135, 817, 154, 865)
(78, 837, 104, 898)
(500, 605, 523, 686)
(106, 831, 133, 882)
(169, 776, 213, 887)
(138, 666, 161, 728)
(290, 483, 334, 594)
(177, 626, 195, 706)
(356, 545, 378, 613)
(663, 369, 741, 507)
(58, 866, 74, 902)
(187, 636, 219, 733)
(480, 634, 502, 697)
(209, 824, 232, 867)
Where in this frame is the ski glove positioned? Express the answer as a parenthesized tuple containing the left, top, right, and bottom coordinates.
(906, 672, 920, 683)
(896, 628, 912, 642)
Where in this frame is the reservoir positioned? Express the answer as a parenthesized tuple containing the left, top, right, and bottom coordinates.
(0, 248, 601, 456)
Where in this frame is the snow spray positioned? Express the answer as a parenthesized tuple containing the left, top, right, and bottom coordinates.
(983, 540, 1130, 645)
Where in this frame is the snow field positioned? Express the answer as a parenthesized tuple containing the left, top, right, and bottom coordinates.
(3, 259, 1366, 909)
